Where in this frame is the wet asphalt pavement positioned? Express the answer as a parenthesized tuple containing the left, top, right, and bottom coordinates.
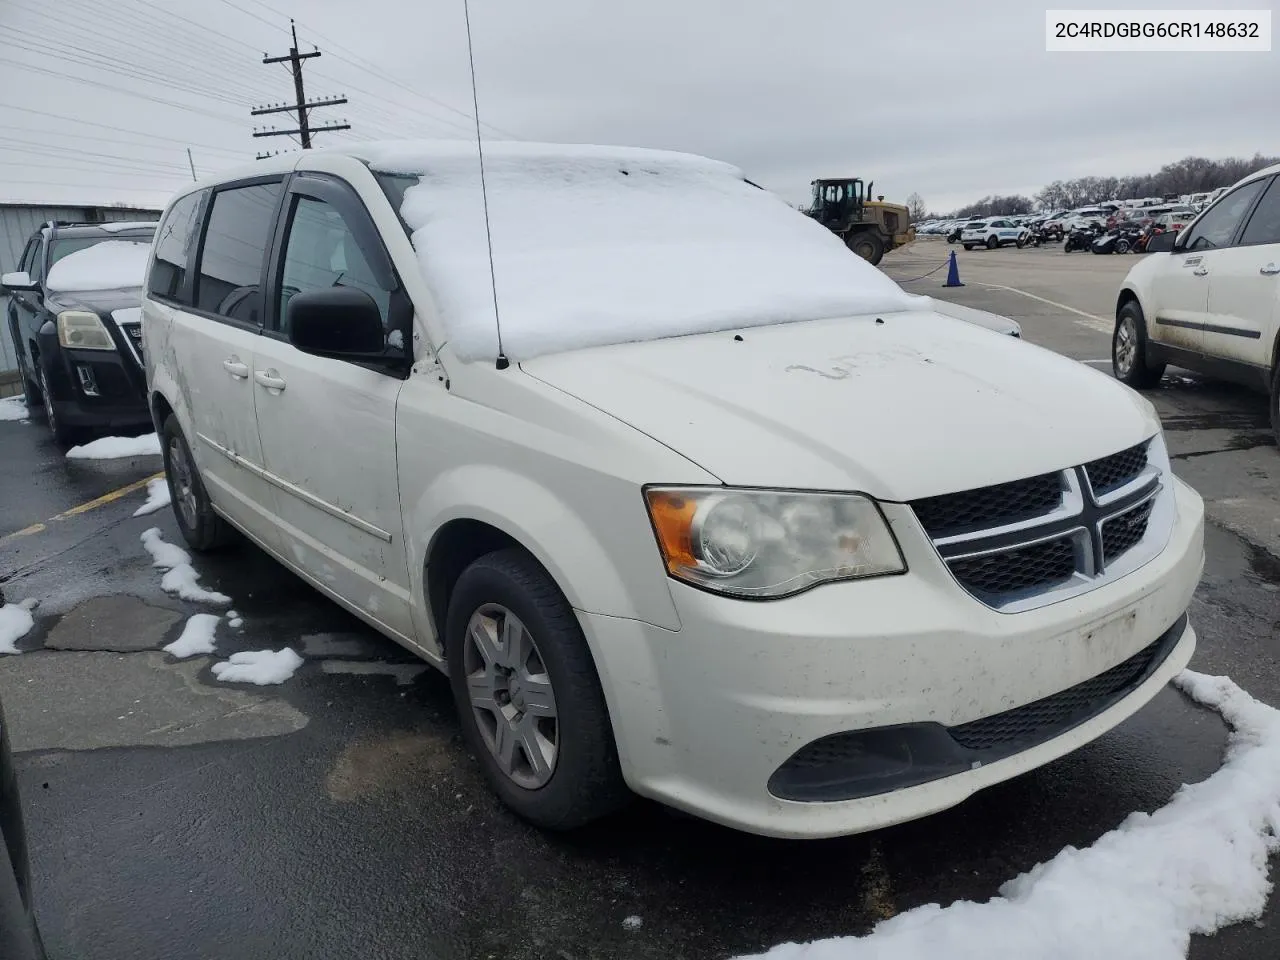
(2, 250, 1279, 960)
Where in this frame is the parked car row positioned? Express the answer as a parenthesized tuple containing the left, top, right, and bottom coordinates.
(915, 200, 1207, 252)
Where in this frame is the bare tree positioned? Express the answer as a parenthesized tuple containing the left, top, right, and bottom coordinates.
(906, 192, 928, 222)
(1029, 153, 1279, 212)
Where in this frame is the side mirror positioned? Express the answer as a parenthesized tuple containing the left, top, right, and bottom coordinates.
(286, 287, 387, 359)
(1, 270, 38, 293)
(1145, 231, 1178, 253)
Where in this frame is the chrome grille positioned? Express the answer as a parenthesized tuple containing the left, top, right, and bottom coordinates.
(117, 322, 144, 367)
(949, 535, 1077, 598)
(912, 472, 1063, 539)
(1085, 443, 1147, 496)
(1102, 496, 1155, 562)
(911, 437, 1172, 612)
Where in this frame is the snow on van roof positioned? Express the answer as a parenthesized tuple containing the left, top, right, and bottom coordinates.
(359, 140, 919, 362)
(45, 239, 150, 293)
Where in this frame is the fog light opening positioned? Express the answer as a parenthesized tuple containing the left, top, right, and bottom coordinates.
(76, 364, 100, 397)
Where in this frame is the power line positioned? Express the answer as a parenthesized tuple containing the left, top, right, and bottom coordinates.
(0, 101, 250, 155)
(0, 53, 250, 126)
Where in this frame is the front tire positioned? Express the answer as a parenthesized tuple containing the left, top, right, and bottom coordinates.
(1112, 301, 1165, 389)
(847, 231, 885, 266)
(1270, 362, 1280, 448)
(446, 548, 629, 830)
(963, 244, 974, 251)
(161, 414, 236, 551)
(1116, 238, 1132, 254)
(37, 362, 78, 446)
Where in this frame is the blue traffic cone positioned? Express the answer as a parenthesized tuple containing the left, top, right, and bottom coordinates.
(944, 250, 964, 287)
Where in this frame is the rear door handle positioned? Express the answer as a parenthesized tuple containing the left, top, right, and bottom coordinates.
(1261, 263, 1280, 275)
(1192, 266, 1208, 276)
(253, 369, 287, 392)
(222, 357, 249, 379)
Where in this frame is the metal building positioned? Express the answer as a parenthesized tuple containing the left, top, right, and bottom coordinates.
(1, 201, 160, 397)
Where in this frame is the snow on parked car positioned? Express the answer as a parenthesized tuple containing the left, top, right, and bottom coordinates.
(142, 140, 1204, 838)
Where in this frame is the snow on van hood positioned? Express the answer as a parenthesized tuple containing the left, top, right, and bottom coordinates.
(360, 140, 921, 362)
(522, 311, 1158, 502)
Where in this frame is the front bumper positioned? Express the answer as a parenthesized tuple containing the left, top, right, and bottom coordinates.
(582, 477, 1204, 838)
(37, 326, 149, 429)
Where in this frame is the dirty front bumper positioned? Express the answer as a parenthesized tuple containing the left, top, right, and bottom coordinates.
(581, 477, 1204, 839)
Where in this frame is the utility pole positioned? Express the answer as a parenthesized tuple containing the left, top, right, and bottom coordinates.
(251, 19, 349, 158)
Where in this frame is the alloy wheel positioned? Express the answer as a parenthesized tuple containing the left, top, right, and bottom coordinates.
(463, 603, 559, 789)
(38, 367, 57, 434)
(1115, 316, 1137, 377)
(168, 436, 199, 531)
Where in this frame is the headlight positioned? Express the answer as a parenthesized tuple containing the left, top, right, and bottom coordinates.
(57, 311, 115, 351)
(644, 487, 905, 599)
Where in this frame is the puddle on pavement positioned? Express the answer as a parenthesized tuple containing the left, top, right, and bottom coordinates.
(325, 729, 458, 802)
(42, 594, 182, 652)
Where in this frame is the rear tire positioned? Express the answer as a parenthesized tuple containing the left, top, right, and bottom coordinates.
(1016, 236, 1026, 249)
(962, 244, 974, 251)
(161, 414, 236, 551)
(986, 235, 998, 250)
(1116, 238, 1132, 254)
(446, 548, 630, 830)
(1112, 301, 1165, 389)
(847, 231, 885, 266)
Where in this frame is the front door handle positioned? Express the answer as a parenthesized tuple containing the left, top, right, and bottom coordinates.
(1192, 266, 1208, 276)
(1261, 263, 1280, 276)
(253, 369, 287, 392)
(222, 357, 249, 379)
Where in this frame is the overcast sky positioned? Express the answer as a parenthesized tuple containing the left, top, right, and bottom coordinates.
(0, 0, 1275, 213)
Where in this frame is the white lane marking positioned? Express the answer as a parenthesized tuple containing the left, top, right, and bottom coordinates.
(1081, 358, 1112, 365)
(976, 283, 1113, 334)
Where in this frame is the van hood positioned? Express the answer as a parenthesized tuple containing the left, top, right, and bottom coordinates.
(521, 311, 1160, 502)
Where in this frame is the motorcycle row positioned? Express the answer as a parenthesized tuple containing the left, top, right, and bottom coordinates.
(1056, 220, 1170, 254)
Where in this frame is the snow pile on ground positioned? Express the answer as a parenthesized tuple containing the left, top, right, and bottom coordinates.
(0, 396, 28, 422)
(212, 648, 304, 686)
(163, 613, 220, 658)
(360, 141, 918, 361)
(226, 610, 244, 629)
(139, 527, 230, 604)
(738, 670, 1280, 960)
(45, 239, 150, 292)
(133, 477, 171, 516)
(0, 599, 38, 655)
(67, 433, 161, 460)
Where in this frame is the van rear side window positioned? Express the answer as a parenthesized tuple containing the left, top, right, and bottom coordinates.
(148, 191, 204, 305)
(195, 182, 283, 325)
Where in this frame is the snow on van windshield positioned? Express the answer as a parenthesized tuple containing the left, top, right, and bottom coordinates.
(362, 141, 918, 361)
(45, 239, 150, 293)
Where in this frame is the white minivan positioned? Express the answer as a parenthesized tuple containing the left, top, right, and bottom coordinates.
(142, 142, 1204, 838)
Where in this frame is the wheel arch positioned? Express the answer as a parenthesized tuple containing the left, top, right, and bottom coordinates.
(410, 464, 681, 656)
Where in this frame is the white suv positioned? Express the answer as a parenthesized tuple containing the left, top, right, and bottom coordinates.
(142, 142, 1204, 839)
(1113, 162, 1280, 445)
(961, 218, 1028, 250)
